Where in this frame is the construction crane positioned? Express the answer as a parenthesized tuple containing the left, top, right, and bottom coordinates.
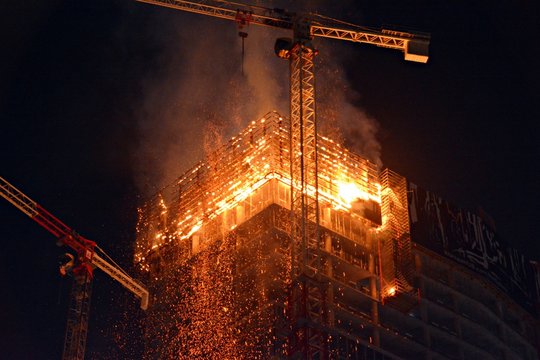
(136, 1, 429, 358)
(0, 176, 149, 360)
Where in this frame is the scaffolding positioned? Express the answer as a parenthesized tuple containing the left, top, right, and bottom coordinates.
(134, 111, 540, 359)
(379, 169, 415, 311)
(135, 111, 381, 270)
(135, 111, 391, 358)
(129, 106, 540, 360)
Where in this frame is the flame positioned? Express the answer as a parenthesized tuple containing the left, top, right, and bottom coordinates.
(136, 112, 382, 262)
(386, 286, 397, 297)
(134, 112, 391, 358)
(337, 181, 367, 205)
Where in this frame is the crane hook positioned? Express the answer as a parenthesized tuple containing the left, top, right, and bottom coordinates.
(59, 253, 75, 277)
(235, 10, 252, 75)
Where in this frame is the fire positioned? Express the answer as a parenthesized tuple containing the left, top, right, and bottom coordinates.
(134, 111, 392, 358)
(136, 111, 382, 262)
(337, 181, 368, 206)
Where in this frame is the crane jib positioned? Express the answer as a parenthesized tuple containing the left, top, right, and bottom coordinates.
(137, 0, 429, 63)
(0, 175, 149, 311)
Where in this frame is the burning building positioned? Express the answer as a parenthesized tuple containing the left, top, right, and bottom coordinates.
(135, 111, 539, 359)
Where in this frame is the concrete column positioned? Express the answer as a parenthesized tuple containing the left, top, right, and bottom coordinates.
(419, 290, 432, 359)
(368, 253, 380, 347)
(447, 266, 464, 359)
(496, 301, 511, 360)
(236, 205, 245, 224)
(415, 249, 433, 357)
(192, 234, 200, 255)
(454, 317, 465, 360)
(324, 233, 334, 326)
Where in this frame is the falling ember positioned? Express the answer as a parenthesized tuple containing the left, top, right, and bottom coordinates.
(135, 111, 411, 359)
(386, 286, 397, 297)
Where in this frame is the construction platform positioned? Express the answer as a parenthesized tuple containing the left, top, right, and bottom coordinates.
(135, 111, 539, 359)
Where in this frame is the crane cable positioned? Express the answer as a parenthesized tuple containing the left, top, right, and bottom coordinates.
(308, 12, 377, 33)
(240, 31, 247, 75)
(95, 245, 132, 279)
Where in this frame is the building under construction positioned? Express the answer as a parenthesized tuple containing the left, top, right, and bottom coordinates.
(135, 111, 540, 359)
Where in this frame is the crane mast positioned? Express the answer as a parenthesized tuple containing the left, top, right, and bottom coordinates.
(0, 176, 149, 360)
(137, 1, 429, 358)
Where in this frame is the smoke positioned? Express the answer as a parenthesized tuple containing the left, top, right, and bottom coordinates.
(133, 11, 288, 195)
(134, 2, 382, 195)
(316, 44, 382, 168)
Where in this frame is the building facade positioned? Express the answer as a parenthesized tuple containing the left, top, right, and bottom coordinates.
(135, 112, 539, 359)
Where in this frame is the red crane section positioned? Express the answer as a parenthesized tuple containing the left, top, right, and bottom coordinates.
(1, 176, 148, 306)
(0, 175, 149, 360)
(1, 176, 96, 277)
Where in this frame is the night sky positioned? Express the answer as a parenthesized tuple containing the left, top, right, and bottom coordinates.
(1, 0, 538, 358)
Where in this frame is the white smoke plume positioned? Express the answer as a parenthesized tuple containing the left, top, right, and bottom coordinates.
(316, 45, 382, 167)
(133, 10, 289, 194)
(134, 2, 382, 195)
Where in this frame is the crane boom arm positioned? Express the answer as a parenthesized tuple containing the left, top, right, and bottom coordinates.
(0, 176, 149, 310)
(136, 0, 429, 62)
(0, 176, 73, 238)
(92, 253, 149, 309)
(137, 0, 293, 29)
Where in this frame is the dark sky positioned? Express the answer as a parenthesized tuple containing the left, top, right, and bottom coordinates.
(0, 0, 538, 358)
